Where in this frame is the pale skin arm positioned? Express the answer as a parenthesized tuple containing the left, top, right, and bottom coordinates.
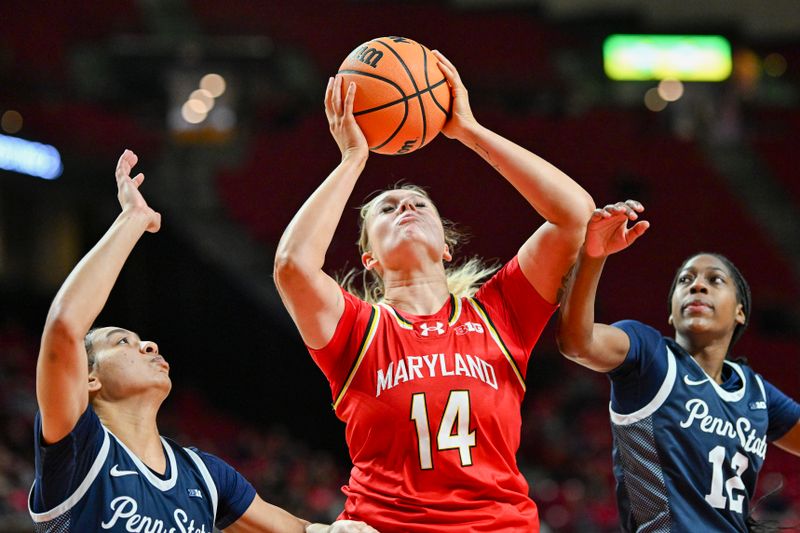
(223, 495, 379, 533)
(433, 50, 595, 304)
(36, 150, 161, 444)
(273, 75, 369, 349)
(556, 200, 649, 372)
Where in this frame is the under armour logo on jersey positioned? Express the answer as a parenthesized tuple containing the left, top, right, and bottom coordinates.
(418, 322, 445, 336)
(109, 464, 138, 477)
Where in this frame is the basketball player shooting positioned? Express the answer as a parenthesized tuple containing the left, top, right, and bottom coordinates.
(274, 49, 595, 532)
(29, 150, 380, 533)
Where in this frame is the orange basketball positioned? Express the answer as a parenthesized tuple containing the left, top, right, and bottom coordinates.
(337, 36, 452, 155)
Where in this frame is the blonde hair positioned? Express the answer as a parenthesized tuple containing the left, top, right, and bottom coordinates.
(341, 183, 499, 304)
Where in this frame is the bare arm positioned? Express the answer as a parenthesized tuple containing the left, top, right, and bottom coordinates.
(556, 201, 649, 372)
(36, 150, 160, 444)
(223, 495, 305, 533)
(773, 420, 800, 457)
(433, 50, 595, 304)
(224, 495, 380, 533)
(273, 76, 369, 349)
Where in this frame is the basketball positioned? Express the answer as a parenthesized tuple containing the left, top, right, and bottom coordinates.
(337, 36, 452, 155)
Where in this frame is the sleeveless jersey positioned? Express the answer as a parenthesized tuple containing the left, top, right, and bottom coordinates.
(309, 257, 557, 533)
(29, 406, 255, 532)
(610, 320, 800, 532)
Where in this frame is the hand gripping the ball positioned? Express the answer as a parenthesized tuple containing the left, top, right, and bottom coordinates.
(325, 75, 369, 161)
(433, 49, 479, 142)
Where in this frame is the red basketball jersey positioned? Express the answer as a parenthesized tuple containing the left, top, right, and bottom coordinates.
(309, 257, 556, 532)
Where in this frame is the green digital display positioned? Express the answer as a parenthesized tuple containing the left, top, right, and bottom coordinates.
(603, 34, 732, 81)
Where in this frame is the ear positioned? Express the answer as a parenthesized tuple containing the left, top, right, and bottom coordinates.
(362, 251, 378, 271)
(735, 303, 746, 326)
(443, 243, 452, 262)
(668, 314, 674, 326)
(88, 373, 101, 393)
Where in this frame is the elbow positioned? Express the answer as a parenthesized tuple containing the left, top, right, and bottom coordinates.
(580, 192, 596, 217)
(556, 337, 582, 362)
(273, 249, 310, 290)
(555, 327, 592, 363)
(572, 191, 596, 226)
(554, 190, 595, 235)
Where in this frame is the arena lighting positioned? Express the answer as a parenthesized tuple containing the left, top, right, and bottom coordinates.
(0, 134, 63, 180)
(604, 34, 732, 81)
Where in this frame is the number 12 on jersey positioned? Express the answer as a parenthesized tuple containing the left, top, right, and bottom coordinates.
(410, 390, 476, 469)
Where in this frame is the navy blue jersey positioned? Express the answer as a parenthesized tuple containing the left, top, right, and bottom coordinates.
(609, 320, 800, 533)
(29, 406, 256, 532)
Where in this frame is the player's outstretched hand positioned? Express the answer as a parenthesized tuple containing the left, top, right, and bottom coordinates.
(325, 75, 369, 160)
(584, 200, 649, 259)
(115, 149, 161, 233)
(326, 519, 381, 533)
(433, 49, 478, 141)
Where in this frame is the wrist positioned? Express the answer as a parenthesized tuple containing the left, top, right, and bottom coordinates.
(581, 245, 609, 262)
(454, 119, 484, 144)
(341, 148, 369, 167)
(118, 206, 152, 226)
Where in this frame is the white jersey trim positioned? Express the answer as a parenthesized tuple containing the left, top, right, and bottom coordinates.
(610, 346, 677, 426)
(755, 374, 767, 403)
(184, 447, 219, 522)
(687, 357, 747, 402)
(28, 427, 111, 522)
(109, 430, 179, 491)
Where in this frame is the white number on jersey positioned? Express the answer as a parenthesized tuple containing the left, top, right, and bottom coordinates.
(410, 390, 476, 469)
(705, 445, 749, 513)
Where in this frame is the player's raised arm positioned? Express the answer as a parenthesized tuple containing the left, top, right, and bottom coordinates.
(36, 150, 160, 444)
(433, 49, 595, 304)
(274, 75, 370, 349)
(556, 201, 649, 371)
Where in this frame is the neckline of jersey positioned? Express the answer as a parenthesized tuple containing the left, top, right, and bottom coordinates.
(385, 293, 455, 324)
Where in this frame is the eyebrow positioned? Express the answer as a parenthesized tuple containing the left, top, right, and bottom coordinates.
(377, 192, 426, 205)
(104, 328, 140, 343)
(682, 266, 727, 274)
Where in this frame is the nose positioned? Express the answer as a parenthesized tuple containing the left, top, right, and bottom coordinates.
(399, 198, 417, 212)
(141, 341, 159, 355)
(689, 278, 708, 294)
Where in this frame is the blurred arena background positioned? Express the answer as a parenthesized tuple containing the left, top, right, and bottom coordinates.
(2, 1, 800, 531)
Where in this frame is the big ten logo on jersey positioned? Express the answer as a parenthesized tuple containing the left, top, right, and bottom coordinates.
(454, 322, 484, 336)
(354, 45, 383, 68)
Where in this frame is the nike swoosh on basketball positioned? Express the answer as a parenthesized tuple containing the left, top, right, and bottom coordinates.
(110, 465, 138, 477)
(684, 375, 710, 386)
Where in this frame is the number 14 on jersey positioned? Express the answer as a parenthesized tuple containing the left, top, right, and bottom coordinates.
(410, 390, 477, 469)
